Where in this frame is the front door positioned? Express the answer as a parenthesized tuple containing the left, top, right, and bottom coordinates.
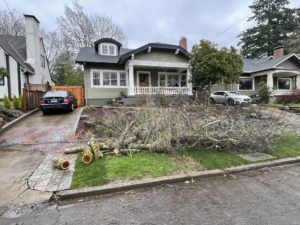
(138, 72, 150, 87)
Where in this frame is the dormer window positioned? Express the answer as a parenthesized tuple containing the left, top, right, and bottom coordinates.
(100, 43, 117, 56)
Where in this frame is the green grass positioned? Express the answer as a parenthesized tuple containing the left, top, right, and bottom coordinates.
(184, 148, 250, 170)
(267, 135, 300, 158)
(71, 152, 180, 188)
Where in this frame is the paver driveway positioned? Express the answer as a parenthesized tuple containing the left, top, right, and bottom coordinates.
(0, 108, 83, 207)
(0, 109, 82, 148)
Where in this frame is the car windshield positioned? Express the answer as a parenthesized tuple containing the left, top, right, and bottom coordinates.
(227, 91, 241, 96)
(43, 91, 68, 98)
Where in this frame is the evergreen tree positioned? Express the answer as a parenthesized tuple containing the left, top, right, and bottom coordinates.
(190, 40, 243, 90)
(239, 0, 300, 58)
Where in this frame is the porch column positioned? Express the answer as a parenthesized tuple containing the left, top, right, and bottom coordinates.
(187, 68, 193, 95)
(267, 72, 274, 90)
(128, 64, 135, 96)
(296, 76, 300, 89)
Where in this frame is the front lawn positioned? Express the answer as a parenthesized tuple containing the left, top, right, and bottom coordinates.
(71, 152, 181, 188)
(267, 135, 300, 158)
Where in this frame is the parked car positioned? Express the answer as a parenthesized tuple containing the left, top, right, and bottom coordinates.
(210, 91, 252, 105)
(40, 90, 77, 114)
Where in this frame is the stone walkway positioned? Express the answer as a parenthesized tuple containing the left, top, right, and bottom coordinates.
(28, 153, 77, 192)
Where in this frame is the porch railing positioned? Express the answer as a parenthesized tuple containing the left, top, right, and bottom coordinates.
(134, 87, 189, 95)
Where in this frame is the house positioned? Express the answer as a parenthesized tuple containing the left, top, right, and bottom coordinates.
(0, 15, 52, 99)
(76, 37, 193, 105)
(218, 47, 300, 100)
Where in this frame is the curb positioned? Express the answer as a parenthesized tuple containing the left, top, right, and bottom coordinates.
(55, 156, 300, 202)
(0, 108, 40, 135)
(72, 107, 83, 138)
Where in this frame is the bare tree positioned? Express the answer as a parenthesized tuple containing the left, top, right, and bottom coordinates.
(42, 30, 64, 74)
(0, 9, 25, 36)
(57, 1, 127, 54)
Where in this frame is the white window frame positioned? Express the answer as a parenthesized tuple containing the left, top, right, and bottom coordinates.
(137, 71, 151, 87)
(158, 72, 187, 87)
(277, 78, 292, 90)
(99, 43, 118, 56)
(238, 77, 254, 91)
(91, 69, 127, 88)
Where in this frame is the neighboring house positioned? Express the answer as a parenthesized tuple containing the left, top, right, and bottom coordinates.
(76, 37, 193, 105)
(0, 15, 51, 99)
(215, 47, 300, 99)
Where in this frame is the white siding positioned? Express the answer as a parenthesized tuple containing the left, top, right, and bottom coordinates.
(9, 57, 19, 98)
(0, 47, 8, 98)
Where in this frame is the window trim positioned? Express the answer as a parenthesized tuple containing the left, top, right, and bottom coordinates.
(277, 77, 292, 90)
(158, 72, 187, 87)
(91, 69, 127, 88)
(238, 77, 254, 91)
(99, 43, 118, 56)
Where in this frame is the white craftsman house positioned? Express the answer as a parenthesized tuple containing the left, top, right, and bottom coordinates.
(76, 37, 192, 105)
(0, 15, 51, 99)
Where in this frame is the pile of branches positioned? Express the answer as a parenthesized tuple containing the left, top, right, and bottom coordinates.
(91, 106, 287, 153)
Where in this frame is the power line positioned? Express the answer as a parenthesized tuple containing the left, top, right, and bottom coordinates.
(211, 14, 250, 41)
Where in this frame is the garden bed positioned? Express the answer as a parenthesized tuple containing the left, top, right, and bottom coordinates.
(0, 107, 24, 128)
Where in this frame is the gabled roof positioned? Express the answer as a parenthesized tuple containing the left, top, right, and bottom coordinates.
(76, 40, 189, 65)
(243, 53, 300, 73)
(119, 42, 189, 64)
(0, 35, 34, 73)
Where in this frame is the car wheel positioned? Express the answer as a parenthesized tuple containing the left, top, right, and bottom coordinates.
(228, 98, 235, 106)
(70, 103, 74, 112)
(209, 98, 215, 104)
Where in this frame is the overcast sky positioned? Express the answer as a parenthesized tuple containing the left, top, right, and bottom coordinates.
(1, 0, 299, 50)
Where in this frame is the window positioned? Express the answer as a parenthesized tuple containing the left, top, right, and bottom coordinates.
(109, 45, 115, 55)
(0, 77, 4, 85)
(159, 73, 187, 87)
(239, 77, 253, 90)
(103, 72, 118, 86)
(181, 75, 187, 87)
(93, 72, 100, 86)
(101, 43, 117, 56)
(278, 78, 291, 90)
(159, 74, 166, 86)
(40, 55, 45, 68)
(120, 72, 127, 86)
(102, 45, 108, 55)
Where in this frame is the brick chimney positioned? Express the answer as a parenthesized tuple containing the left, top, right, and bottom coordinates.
(179, 37, 187, 50)
(273, 46, 284, 58)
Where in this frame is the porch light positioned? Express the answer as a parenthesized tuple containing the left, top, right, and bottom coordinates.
(131, 54, 135, 60)
(148, 47, 151, 53)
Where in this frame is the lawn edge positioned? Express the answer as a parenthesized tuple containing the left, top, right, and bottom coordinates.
(54, 156, 300, 202)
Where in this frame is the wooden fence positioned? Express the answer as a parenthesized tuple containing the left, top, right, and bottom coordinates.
(51, 86, 85, 106)
(22, 84, 51, 111)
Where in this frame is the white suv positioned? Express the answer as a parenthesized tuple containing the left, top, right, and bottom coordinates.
(210, 91, 252, 105)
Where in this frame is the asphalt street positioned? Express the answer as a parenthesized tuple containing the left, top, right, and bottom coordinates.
(1, 164, 300, 225)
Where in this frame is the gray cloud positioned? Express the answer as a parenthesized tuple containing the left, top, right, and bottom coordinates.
(1, 0, 257, 50)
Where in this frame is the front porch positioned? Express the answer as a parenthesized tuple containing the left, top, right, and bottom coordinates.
(126, 60, 193, 96)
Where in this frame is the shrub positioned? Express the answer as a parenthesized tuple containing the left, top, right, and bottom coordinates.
(258, 82, 272, 103)
(276, 90, 300, 104)
(3, 95, 11, 109)
(12, 95, 21, 109)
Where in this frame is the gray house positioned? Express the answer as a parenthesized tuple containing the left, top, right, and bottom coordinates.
(76, 37, 193, 105)
(0, 15, 52, 99)
(216, 47, 300, 98)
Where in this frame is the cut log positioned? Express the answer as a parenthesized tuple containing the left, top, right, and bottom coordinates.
(64, 147, 84, 154)
(82, 147, 93, 164)
(113, 147, 121, 156)
(52, 159, 70, 170)
(91, 143, 103, 159)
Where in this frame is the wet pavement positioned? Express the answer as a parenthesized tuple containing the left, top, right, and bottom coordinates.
(0, 109, 82, 148)
(0, 108, 83, 207)
(0, 164, 299, 225)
